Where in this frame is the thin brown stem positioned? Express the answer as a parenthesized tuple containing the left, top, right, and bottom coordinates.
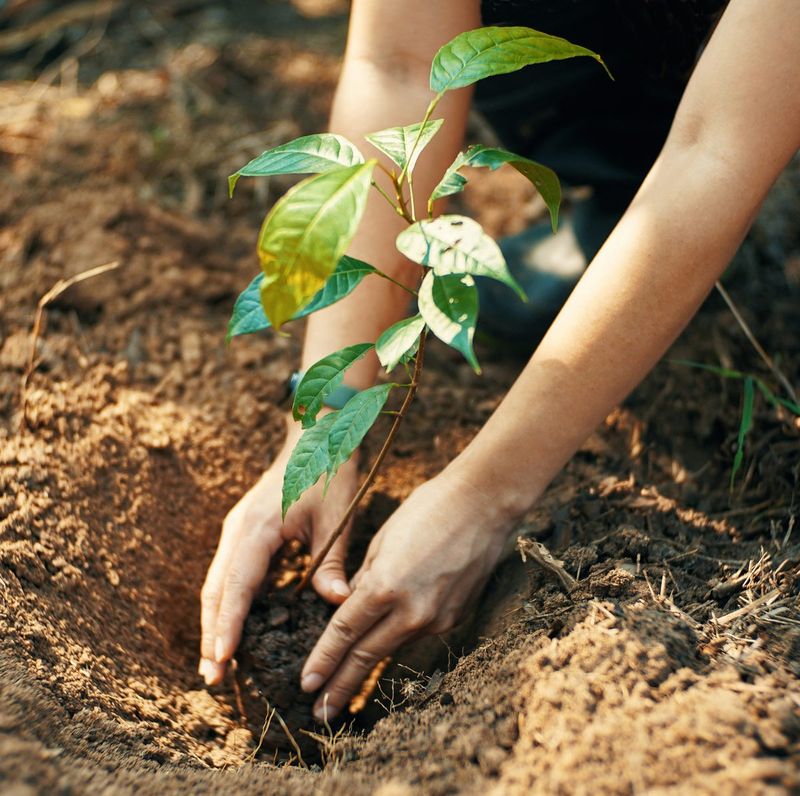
(715, 281, 798, 404)
(19, 260, 120, 431)
(370, 180, 405, 217)
(296, 331, 428, 593)
(392, 175, 414, 224)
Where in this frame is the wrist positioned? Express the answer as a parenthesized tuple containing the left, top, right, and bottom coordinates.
(437, 458, 536, 539)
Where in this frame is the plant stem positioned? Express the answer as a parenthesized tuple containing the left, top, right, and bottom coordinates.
(296, 330, 428, 594)
(391, 173, 414, 224)
(372, 268, 417, 296)
(370, 180, 405, 218)
(398, 94, 441, 185)
(715, 281, 798, 404)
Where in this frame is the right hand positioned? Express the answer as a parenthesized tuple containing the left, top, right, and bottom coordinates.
(198, 414, 359, 686)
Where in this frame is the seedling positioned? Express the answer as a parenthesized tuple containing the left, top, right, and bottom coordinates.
(226, 26, 610, 588)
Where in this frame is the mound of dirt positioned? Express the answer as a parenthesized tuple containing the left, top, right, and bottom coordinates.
(1, 2, 799, 794)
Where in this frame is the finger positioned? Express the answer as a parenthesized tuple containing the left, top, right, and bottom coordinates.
(310, 518, 353, 604)
(300, 586, 390, 694)
(199, 541, 235, 682)
(213, 526, 283, 665)
(312, 616, 415, 721)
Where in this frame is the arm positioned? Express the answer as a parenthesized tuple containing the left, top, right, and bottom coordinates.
(301, 0, 800, 718)
(303, 0, 480, 390)
(198, 0, 479, 686)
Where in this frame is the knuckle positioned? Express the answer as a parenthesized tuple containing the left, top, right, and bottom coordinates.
(224, 569, 255, 595)
(429, 612, 456, 636)
(329, 614, 359, 645)
(404, 605, 436, 632)
(369, 584, 399, 607)
(349, 646, 380, 670)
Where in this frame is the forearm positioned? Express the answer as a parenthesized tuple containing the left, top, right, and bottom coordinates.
(301, 2, 478, 389)
(303, 64, 471, 388)
(450, 144, 760, 517)
(447, 0, 800, 523)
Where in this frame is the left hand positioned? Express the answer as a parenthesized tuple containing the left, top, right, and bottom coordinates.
(299, 468, 515, 721)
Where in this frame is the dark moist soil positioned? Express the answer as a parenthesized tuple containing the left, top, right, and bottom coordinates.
(2, 1, 800, 794)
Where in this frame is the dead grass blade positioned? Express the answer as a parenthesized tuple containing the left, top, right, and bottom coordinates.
(19, 259, 120, 430)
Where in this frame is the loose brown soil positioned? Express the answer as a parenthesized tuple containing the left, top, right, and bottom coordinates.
(1, 2, 799, 794)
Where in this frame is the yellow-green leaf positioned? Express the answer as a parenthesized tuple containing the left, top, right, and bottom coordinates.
(365, 119, 444, 174)
(257, 162, 375, 329)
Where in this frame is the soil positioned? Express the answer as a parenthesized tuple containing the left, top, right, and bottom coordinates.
(1, 2, 799, 794)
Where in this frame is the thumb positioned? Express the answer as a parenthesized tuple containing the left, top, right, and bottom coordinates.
(310, 522, 352, 605)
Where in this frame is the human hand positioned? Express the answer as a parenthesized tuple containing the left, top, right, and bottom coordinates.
(198, 414, 359, 686)
(299, 468, 515, 721)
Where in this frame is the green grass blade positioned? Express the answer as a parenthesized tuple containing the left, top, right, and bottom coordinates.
(730, 376, 755, 490)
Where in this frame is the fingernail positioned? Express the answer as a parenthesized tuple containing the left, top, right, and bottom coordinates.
(314, 702, 339, 722)
(199, 659, 217, 685)
(301, 672, 324, 693)
(331, 579, 351, 598)
(214, 637, 225, 663)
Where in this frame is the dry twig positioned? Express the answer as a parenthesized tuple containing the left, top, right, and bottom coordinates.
(270, 703, 306, 768)
(516, 537, 576, 591)
(19, 260, 120, 430)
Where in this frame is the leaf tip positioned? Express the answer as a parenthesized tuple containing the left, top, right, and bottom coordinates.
(596, 56, 614, 81)
(228, 172, 240, 198)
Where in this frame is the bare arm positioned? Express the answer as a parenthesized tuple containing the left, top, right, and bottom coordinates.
(450, 0, 800, 514)
(199, 0, 479, 685)
(303, 0, 480, 388)
(301, 0, 800, 718)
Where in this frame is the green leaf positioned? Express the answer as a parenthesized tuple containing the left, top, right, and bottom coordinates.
(429, 146, 561, 230)
(326, 384, 393, 487)
(229, 134, 365, 197)
(429, 151, 468, 206)
(418, 271, 480, 373)
(365, 119, 444, 174)
(258, 161, 375, 329)
(396, 215, 525, 301)
(730, 376, 755, 490)
(465, 146, 561, 231)
(376, 315, 425, 372)
(226, 255, 376, 342)
(281, 412, 338, 519)
(430, 26, 610, 94)
(293, 343, 373, 428)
